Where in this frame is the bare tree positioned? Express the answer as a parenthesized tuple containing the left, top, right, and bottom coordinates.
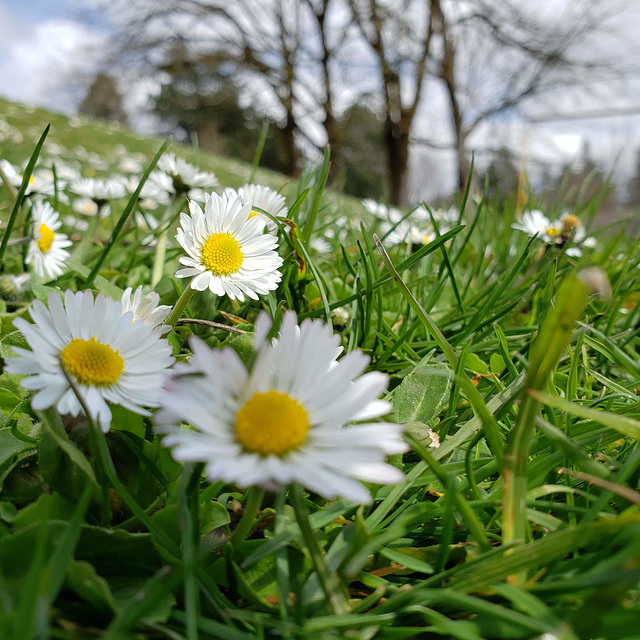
(347, 0, 434, 205)
(429, 0, 627, 191)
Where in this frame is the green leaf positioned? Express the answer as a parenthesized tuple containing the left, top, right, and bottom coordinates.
(64, 560, 118, 613)
(0, 427, 37, 492)
(0, 331, 28, 361)
(65, 257, 123, 300)
(489, 353, 506, 375)
(224, 331, 255, 365)
(463, 353, 488, 374)
(393, 364, 453, 425)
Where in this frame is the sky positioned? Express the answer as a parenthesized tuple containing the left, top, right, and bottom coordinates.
(1, 0, 640, 201)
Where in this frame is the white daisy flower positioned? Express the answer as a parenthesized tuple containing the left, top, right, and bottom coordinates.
(62, 214, 90, 232)
(512, 210, 559, 243)
(156, 153, 218, 194)
(156, 311, 407, 504)
(0, 160, 69, 203)
(69, 177, 127, 204)
(5, 290, 175, 432)
(407, 225, 435, 246)
(122, 174, 171, 206)
(72, 197, 99, 217)
(237, 183, 289, 231)
(120, 286, 171, 333)
(362, 198, 403, 223)
(175, 193, 283, 301)
(26, 201, 72, 280)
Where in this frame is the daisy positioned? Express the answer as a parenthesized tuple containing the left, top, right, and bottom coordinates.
(5, 290, 175, 432)
(156, 311, 407, 504)
(69, 177, 127, 205)
(72, 197, 99, 217)
(175, 192, 283, 301)
(512, 209, 559, 243)
(120, 286, 171, 333)
(362, 198, 403, 223)
(26, 201, 72, 280)
(156, 153, 218, 195)
(225, 184, 289, 232)
(0, 160, 70, 204)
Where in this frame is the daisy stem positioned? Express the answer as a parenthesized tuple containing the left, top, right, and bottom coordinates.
(231, 486, 265, 546)
(166, 283, 196, 328)
(290, 484, 349, 615)
(151, 196, 180, 288)
(179, 462, 204, 640)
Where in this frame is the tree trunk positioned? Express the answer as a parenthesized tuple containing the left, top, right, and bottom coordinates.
(385, 119, 409, 206)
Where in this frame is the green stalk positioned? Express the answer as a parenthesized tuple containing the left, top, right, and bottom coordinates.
(179, 463, 204, 640)
(165, 283, 196, 328)
(151, 194, 182, 287)
(86, 138, 171, 287)
(230, 486, 265, 546)
(0, 124, 49, 269)
(290, 484, 349, 615)
(374, 233, 458, 368)
(502, 271, 605, 581)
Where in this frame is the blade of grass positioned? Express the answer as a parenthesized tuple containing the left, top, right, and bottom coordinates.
(0, 124, 50, 269)
(85, 137, 171, 288)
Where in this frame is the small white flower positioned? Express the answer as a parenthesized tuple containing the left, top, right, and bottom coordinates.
(69, 177, 127, 203)
(362, 198, 403, 223)
(0, 159, 69, 203)
(175, 193, 283, 301)
(62, 214, 90, 231)
(156, 153, 218, 193)
(156, 311, 407, 503)
(120, 286, 171, 333)
(122, 173, 171, 206)
(512, 210, 558, 243)
(26, 201, 72, 280)
(72, 197, 99, 217)
(238, 183, 289, 232)
(407, 224, 435, 246)
(5, 290, 175, 432)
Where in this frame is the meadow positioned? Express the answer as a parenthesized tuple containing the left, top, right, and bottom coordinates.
(0, 98, 639, 640)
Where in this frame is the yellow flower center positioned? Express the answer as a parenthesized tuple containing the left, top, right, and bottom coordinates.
(249, 209, 260, 219)
(235, 390, 310, 456)
(60, 337, 124, 386)
(37, 223, 54, 253)
(546, 226, 561, 238)
(200, 232, 244, 276)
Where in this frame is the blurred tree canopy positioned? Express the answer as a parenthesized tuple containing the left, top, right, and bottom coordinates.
(101, 0, 628, 204)
(152, 44, 286, 173)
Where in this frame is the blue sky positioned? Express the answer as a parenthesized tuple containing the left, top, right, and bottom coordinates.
(2, 0, 71, 20)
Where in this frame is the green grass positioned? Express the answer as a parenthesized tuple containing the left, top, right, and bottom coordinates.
(0, 100, 639, 639)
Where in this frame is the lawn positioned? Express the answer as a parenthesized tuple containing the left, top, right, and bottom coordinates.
(0, 99, 639, 640)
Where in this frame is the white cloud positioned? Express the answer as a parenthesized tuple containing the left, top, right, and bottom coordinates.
(0, 5, 105, 114)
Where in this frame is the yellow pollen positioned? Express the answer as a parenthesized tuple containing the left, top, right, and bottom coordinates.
(200, 232, 243, 276)
(37, 223, 55, 253)
(60, 337, 124, 386)
(546, 226, 561, 238)
(249, 209, 260, 219)
(235, 390, 310, 456)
